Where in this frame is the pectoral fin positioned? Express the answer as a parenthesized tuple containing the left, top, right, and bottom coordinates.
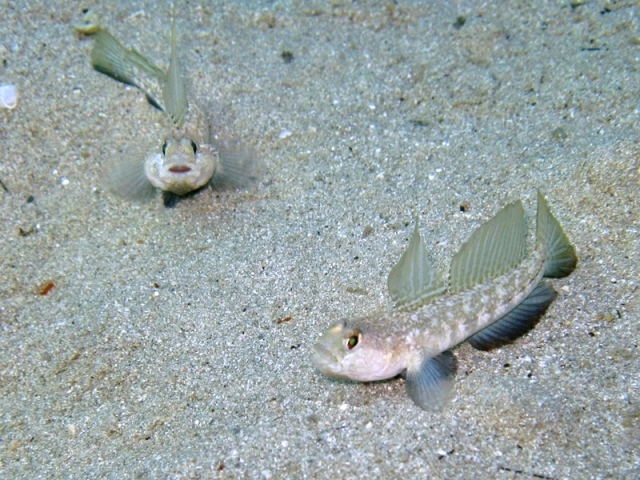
(105, 150, 156, 201)
(468, 282, 557, 351)
(210, 140, 263, 187)
(387, 222, 447, 311)
(405, 351, 457, 411)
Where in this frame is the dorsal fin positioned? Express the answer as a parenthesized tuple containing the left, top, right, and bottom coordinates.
(91, 28, 166, 109)
(387, 221, 447, 311)
(449, 200, 527, 294)
(163, 13, 188, 129)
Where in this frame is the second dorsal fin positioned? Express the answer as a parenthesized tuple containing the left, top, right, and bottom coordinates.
(449, 200, 527, 294)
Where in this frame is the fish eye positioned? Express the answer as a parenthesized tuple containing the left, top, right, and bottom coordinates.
(190, 140, 197, 154)
(346, 331, 360, 350)
(161, 140, 168, 155)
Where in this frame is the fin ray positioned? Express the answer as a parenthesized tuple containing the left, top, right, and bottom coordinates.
(405, 351, 457, 411)
(105, 152, 156, 201)
(468, 282, 557, 350)
(91, 29, 136, 85)
(163, 17, 188, 129)
(210, 140, 263, 188)
(536, 190, 578, 278)
(162, 190, 180, 208)
(387, 222, 447, 311)
(450, 201, 527, 293)
(91, 29, 166, 109)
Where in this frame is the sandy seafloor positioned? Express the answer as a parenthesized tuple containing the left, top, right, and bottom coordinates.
(0, 0, 639, 478)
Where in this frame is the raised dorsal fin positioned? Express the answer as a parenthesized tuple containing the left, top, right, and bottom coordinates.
(163, 14, 188, 129)
(91, 28, 166, 109)
(387, 221, 447, 311)
(449, 200, 527, 294)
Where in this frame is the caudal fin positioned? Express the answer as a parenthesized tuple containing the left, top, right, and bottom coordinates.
(536, 190, 578, 278)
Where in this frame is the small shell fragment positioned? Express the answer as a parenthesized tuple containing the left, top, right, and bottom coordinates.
(74, 9, 101, 35)
(0, 84, 18, 109)
(278, 129, 292, 139)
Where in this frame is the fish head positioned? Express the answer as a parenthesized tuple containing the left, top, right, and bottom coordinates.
(144, 137, 217, 196)
(311, 319, 405, 382)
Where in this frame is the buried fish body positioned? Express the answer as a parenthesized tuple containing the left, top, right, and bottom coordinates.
(312, 191, 577, 410)
(90, 20, 257, 204)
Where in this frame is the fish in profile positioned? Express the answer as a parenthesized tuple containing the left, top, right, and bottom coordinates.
(312, 191, 577, 410)
(89, 18, 258, 206)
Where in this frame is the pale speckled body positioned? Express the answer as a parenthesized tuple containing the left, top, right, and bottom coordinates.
(91, 22, 258, 203)
(349, 249, 545, 378)
(312, 193, 577, 409)
(143, 99, 218, 196)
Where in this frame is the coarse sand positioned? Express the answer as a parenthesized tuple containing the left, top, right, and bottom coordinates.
(0, 1, 638, 478)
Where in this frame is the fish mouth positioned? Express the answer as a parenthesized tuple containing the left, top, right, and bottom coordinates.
(168, 165, 192, 173)
(311, 342, 342, 375)
(310, 343, 328, 368)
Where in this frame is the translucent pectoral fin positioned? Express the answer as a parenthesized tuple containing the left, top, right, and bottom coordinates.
(210, 140, 263, 188)
(405, 351, 457, 411)
(104, 148, 156, 201)
(468, 282, 557, 351)
(387, 222, 447, 311)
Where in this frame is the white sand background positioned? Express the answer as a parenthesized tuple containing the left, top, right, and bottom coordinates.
(1, 0, 638, 478)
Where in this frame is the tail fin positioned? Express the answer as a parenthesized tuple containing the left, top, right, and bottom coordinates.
(536, 190, 578, 278)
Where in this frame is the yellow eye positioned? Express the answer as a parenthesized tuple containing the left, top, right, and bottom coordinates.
(346, 332, 360, 350)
